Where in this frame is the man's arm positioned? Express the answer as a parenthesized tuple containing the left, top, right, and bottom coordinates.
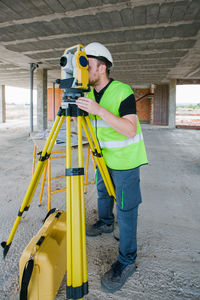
(76, 97, 137, 138)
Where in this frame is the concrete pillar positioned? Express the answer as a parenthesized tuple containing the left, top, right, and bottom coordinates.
(0, 85, 6, 123)
(37, 69, 47, 131)
(168, 79, 176, 129)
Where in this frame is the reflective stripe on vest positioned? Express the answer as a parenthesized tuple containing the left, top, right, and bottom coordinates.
(99, 132, 144, 149)
(90, 119, 109, 128)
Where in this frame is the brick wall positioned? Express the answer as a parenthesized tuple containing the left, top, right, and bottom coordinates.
(133, 88, 153, 123)
(47, 88, 63, 121)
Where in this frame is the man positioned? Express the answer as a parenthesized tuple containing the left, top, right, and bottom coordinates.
(76, 42, 148, 293)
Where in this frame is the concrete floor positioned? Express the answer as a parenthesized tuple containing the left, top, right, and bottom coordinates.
(0, 121, 200, 299)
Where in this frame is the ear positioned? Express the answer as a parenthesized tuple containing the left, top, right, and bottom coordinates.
(99, 63, 107, 74)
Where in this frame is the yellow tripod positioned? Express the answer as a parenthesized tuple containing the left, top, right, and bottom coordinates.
(1, 102, 116, 299)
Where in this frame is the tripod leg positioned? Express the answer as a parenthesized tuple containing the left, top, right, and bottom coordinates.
(81, 118, 111, 195)
(1, 113, 65, 258)
(77, 116, 88, 289)
(85, 115, 116, 199)
(81, 116, 116, 200)
(84, 147, 90, 193)
(26, 113, 65, 209)
(66, 116, 72, 294)
(47, 158, 51, 211)
(90, 149, 97, 175)
(66, 115, 88, 299)
(38, 162, 48, 206)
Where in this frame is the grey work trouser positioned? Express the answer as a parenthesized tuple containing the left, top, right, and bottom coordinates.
(96, 166, 142, 265)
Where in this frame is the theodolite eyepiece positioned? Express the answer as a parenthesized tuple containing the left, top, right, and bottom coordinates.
(60, 56, 67, 67)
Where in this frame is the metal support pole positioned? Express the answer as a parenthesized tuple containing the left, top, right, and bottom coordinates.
(30, 63, 38, 132)
(53, 82, 55, 121)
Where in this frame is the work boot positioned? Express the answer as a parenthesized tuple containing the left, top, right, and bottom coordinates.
(113, 225, 120, 241)
(101, 260, 136, 293)
(86, 220, 114, 237)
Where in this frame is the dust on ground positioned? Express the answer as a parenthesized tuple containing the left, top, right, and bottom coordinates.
(0, 118, 200, 300)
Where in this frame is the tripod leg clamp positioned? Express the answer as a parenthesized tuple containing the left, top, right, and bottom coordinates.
(92, 149, 102, 157)
(57, 107, 66, 116)
(65, 168, 84, 176)
(38, 152, 51, 162)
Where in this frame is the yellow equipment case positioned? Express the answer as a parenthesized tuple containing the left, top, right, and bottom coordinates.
(19, 209, 66, 300)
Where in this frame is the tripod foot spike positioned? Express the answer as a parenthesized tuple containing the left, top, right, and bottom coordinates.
(1, 241, 11, 258)
(66, 282, 88, 300)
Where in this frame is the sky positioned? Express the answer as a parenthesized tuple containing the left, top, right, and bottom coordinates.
(176, 84, 200, 104)
(5, 86, 37, 105)
(5, 84, 200, 105)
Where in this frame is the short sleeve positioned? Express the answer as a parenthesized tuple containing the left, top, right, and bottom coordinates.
(119, 94, 137, 117)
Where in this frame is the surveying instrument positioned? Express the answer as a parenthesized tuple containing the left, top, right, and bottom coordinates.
(1, 44, 116, 299)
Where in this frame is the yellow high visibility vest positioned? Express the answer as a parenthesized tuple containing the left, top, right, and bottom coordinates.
(88, 80, 148, 170)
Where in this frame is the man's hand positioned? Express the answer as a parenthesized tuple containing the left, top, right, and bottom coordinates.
(76, 97, 102, 116)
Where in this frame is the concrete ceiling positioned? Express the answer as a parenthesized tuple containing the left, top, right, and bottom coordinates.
(0, 0, 200, 88)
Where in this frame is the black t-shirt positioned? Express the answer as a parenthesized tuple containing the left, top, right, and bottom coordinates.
(93, 79, 136, 117)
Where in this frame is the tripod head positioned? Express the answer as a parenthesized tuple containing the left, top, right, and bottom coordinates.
(56, 44, 90, 106)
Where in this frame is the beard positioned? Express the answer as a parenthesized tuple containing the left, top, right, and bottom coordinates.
(89, 76, 100, 87)
(89, 79, 97, 87)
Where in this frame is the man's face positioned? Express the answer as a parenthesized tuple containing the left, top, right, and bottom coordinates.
(88, 57, 101, 87)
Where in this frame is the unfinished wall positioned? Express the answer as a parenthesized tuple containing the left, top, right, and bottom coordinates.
(134, 88, 153, 123)
(153, 85, 169, 125)
(47, 88, 63, 121)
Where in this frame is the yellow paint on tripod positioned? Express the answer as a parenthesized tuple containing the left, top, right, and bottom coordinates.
(84, 147, 90, 193)
(66, 115, 87, 298)
(48, 159, 51, 211)
(47, 115, 65, 155)
(81, 118, 111, 195)
(81, 117, 116, 200)
(66, 116, 72, 288)
(80, 174, 88, 284)
(77, 116, 83, 168)
(39, 163, 48, 205)
(6, 159, 47, 246)
(41, 115, 61, 159)
(4, 114, 64, 251)
(27, 115, 65, 208)
(78, 117, 88, 284)
(85, 116, 116, 200)
(71, 176, 83, 287)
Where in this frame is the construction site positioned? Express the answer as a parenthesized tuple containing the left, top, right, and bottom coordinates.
(0, 1, 200, 299)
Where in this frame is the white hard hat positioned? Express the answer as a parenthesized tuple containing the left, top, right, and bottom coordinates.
(85, 42, 113, 68)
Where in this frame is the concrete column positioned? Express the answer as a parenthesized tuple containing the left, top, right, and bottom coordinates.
(37, 69, 47, 131)
(0, 85, 6, 123)
(168, 79, 176, 129)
